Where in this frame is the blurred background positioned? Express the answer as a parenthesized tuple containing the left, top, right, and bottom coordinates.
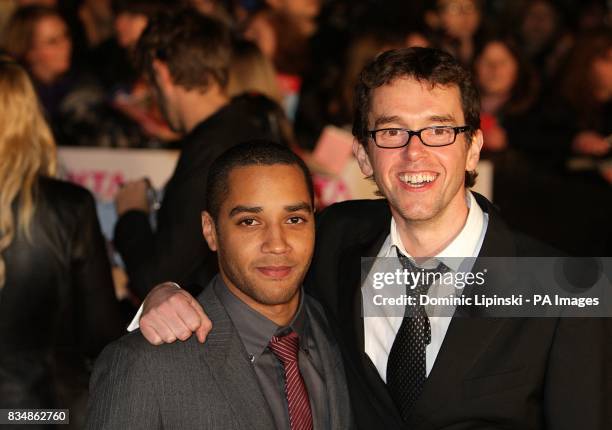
(0, 0, 610, 254)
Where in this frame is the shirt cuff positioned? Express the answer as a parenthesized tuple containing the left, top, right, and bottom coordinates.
(127, 305, 143, 332)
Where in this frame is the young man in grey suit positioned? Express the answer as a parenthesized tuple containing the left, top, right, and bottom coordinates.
(86, 142, 352, 430)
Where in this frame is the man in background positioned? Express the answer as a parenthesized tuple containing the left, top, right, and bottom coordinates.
(114, 10, 277, 300)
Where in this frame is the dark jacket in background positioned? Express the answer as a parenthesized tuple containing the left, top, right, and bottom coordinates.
(113, 94, 278, 300)
(0, 176, 124, 429)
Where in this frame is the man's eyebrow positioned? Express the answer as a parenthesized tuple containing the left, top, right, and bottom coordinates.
(228, 203, 312, 216)
(372, 114, 457, 129)
(372, 115, 401, 129)
(285, 202, 312, 213)
(229, 205, 262, 217)
(428, 114, 456, 124)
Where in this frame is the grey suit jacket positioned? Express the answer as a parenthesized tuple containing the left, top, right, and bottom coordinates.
(86, 282, 352, 430)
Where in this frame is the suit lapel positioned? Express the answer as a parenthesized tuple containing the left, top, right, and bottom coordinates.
(196, 286, 276, 430)
(472, 192, 517, 258)
(305, 298, 352, 429)
(335, 219, 406, 428)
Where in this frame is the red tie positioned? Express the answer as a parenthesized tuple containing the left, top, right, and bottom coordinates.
(268, 331, 313, 430)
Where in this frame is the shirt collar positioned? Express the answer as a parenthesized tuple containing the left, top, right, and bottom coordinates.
(384, 191, 486, 272)
(213, 275, 307, 362)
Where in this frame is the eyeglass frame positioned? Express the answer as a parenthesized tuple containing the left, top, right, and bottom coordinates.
(367, 125, 472, 148)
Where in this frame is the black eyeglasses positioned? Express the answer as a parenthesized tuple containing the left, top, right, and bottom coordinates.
(368, 125, 471, 148)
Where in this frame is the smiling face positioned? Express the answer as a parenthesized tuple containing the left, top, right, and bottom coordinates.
(354, 77, 482, 227)
(202, 164, 315, 317)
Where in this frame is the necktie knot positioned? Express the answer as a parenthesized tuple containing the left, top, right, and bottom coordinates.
(269, 331, 300, 365)
(396, 249, 450, 295)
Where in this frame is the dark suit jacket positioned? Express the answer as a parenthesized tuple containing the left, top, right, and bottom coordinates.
(113, 95, 277, 300)
(87, 281, 352, 429)
(0, 177, 124, 429)
(304, 192, 610, 430)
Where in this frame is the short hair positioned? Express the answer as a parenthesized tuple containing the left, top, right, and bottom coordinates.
(353, 47, 480, 187)
(135, 9, 231, 91)
(205, 141, 314, 220)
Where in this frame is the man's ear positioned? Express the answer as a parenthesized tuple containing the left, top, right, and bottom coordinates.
(202, 211, 218, 251)
(353, 139, 374, 177)
(466, 129, 484, 172)
(152, 59, 172, 88)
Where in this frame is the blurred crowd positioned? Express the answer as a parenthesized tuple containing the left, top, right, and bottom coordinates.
(0, 0, 610, 252)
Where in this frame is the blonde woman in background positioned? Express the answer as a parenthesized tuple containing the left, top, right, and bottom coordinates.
(0, 57, 123, 429)
(227, 38, 283, 105)
(227, 38, 298, 151)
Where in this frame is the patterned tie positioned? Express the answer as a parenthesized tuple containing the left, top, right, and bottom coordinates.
(269, 331, 313, 430)
(386, 249, 449, 421)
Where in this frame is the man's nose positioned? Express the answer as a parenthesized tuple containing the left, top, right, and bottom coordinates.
(402, 133, 428, 160)
(261, 224, 290, 254)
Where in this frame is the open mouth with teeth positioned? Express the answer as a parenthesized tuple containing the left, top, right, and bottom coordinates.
(398, 172, 438, 188)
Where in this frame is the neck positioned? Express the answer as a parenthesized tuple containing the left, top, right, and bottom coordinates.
(221, 273, 300, 327)
(393, 191, 470, 258)
(255, 300, 299, 327)
(178, 85, 230, 134)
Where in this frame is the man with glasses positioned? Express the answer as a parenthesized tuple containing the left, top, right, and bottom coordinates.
(128, 48, 608, 429)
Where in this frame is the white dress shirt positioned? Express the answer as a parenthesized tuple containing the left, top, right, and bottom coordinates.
(362, 191, 488, 381)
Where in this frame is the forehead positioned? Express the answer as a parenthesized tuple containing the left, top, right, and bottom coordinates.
(368, 77, 465, 125)
(481, 42, 514, 60)
(224, 164, 310, 205)
(33, 15, 66, 35)
(35, 15, 65, 29)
